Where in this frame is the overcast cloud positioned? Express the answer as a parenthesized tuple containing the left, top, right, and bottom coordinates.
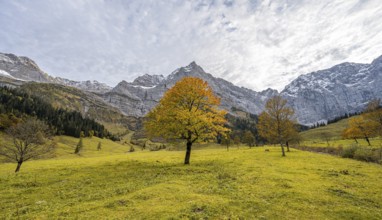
(1, 0, 381, 91)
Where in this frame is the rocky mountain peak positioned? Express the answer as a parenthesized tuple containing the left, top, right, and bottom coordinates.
(259, 88, 278, 97)
(183, 61, 204, 72)
(132, 74, 165, 87)
(167, 61, 210, 81)
(371, 55, 382, 66)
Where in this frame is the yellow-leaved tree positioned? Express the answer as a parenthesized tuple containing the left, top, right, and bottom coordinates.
(343, 116, 376, 146)
(145, 77, 229, 164)
(257, 96, 296, 156)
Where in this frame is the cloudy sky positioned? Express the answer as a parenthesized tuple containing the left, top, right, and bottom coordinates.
(1, 0, 382, 91)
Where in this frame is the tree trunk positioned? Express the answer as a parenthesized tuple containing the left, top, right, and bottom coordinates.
(280, 143, 286, 157)
(15, 161, 23, 173)
(365, 136, 371, 146)
(184, 141, 192, 165)
(286, 141, 290, 152)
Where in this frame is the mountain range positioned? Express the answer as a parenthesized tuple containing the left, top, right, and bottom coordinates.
(1, 52, 381, 125)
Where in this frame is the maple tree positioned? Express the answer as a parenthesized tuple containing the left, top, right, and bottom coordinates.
(343, 116, 376, 146)
(145, 77, 229, 164)
(342, 126, 361, 143)
(257, 96, 296, 156)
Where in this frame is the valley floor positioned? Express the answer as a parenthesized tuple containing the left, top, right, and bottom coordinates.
(0, 147, 382, 219)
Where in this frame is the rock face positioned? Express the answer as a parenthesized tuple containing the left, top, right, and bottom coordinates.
(132, 74, 165, 87)
(281, 55, 382, 124)
(103, 61, 277, 117)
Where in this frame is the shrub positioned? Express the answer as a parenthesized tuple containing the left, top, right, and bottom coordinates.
(341, 144, 359, 158)
(354, 148, 378, 162)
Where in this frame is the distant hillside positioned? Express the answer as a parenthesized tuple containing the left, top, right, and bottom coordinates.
(19, 83, 142, 132)
(300, 118, 349, 141)
(0, 87, 114, 139)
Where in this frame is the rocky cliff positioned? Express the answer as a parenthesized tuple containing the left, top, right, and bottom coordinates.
(282, 55, 382, 124)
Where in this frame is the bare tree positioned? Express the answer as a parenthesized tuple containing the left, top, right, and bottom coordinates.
(0, 118, 53, 172)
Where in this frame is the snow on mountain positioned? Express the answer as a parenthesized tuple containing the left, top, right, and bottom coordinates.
(0, 69, 12, 77)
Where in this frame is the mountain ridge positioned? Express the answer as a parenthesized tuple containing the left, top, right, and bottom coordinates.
(0, 52, 381, 125)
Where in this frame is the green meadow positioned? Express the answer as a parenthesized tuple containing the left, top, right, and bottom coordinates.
(1, 138, 382, 219)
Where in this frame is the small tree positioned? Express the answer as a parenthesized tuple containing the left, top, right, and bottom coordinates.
(233, 136, 241, 147)
(257, 96, 296, 156)
(284, 124, 301, 151)
(342, 127, 361, 143)
(97, 141, 102, 151)
(243, 131, 255, 148)
(318, 131, 332, 147)
(221, 135, 231, 151)
(145, 77, 229, 164)
(346, 117, 375, 146)
(75, 138, 83, 154)
(0, 118, 53, 172)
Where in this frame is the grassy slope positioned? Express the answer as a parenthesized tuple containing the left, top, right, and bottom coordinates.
(1, 146, 381, 219)
(300, 118, 349, 141)
(300, 117, 382, 148)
